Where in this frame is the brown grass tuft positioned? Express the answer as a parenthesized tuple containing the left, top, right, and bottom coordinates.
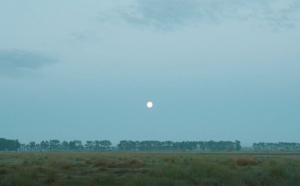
(93, 159, 117, 168)
(106, 160, 117, 168)
(61, 163, 71, 169)
(236, 157, 258, 166)
(85, 159, 92, 165)
(93, 160, 106, 167)
(128, 159, 145, 167)
(9, 165, 18, 170)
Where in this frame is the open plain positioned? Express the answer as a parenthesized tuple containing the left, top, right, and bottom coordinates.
(1, 151, 300, 186)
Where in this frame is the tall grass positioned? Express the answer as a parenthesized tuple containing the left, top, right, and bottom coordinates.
(0, 152, 299, 185)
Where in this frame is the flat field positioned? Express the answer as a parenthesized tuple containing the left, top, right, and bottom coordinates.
(0, 152, 300, 186)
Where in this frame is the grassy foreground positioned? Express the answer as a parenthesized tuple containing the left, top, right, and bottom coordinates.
(0, 152, 300, 186)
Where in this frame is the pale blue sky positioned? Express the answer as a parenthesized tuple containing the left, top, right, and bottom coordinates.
(0, 0, 299, 146)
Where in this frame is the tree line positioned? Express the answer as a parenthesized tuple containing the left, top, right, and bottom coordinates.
(18, 140, 112, 152)
(117, 140, 241, 151)
(2, 137, 300, 152)
(18, 140, 242, 152)
(253, 142, 300, 151)
(1, 138, 241, 152)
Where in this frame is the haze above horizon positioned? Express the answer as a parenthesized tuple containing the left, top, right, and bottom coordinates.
(1, 0, 300, 146)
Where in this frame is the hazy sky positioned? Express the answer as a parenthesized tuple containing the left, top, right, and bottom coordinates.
(1, 0, 300, 146)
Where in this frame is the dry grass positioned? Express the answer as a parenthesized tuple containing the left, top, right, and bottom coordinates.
(236, 157, 258, 166)
(61, 163, 71, 170)
(0, 152, 299, 185)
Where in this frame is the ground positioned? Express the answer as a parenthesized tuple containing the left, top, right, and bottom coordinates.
(0, 151, 300, 186)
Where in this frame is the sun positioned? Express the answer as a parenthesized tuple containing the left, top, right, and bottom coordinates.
(147, 101, 153, 108)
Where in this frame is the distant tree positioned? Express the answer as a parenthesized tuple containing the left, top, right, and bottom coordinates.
(61, 141, 69, 151)
(50, 140, 60, 151)
(40, 140, 49, 151)
(19, 144, 26, 151)
(252, 142, 300, 151)
(234, 140, 241, 151)
(198, 141, 205, 151)
(118, 140, 131, 151)
(45, 141, 50, 150)
(69, 141, 76, 151)
(163, 141, 174, 151)
(69, 140, 83, 151)
(35, 144, 41, 151)
(207, 140, 216, 151)
(85, 141, 94, 150)
(75, 140, 83, 151)
(100, 140, 112, 151)
(29, 141, 36, 151)
(0, 138, 20, 151)
(93, 140, 100, 151)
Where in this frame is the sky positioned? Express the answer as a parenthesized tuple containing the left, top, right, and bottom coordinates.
(0, 0, 300, 146)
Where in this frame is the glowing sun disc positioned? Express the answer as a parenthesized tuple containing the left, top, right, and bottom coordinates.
(147, 101, 153, 108)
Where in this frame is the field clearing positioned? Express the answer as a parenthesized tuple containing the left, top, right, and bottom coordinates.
(1, 151, 300, 186)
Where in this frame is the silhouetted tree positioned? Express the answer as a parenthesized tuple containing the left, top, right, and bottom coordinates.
(29, 141, 36, 151)
(234, 140, 241, 151)
(0, 138, 20, 151)
(61, 141, 69, 151)
(85, 141, 94, 150)
(50, 140, 60, 151)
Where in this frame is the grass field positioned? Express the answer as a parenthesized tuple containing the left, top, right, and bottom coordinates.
(1, 152, 300, 186)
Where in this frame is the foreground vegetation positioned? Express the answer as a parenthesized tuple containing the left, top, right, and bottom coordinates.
(1, 152, 300, 186)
